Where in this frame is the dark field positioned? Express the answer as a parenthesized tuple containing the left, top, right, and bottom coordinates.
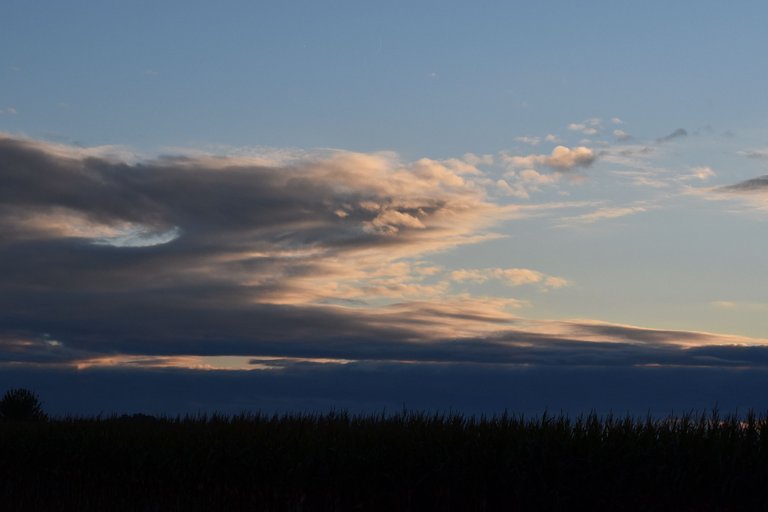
(2, 410, 767, 511)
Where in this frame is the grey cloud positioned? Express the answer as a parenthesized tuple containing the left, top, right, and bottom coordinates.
(656, 128, 688, 143)
(719, 175, 768, 193)
(618, 147, 654, 157)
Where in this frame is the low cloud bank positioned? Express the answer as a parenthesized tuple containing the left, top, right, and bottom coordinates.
(4, 364, 768, 418)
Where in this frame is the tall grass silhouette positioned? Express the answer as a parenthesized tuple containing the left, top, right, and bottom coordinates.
(2, 409, 767, 510)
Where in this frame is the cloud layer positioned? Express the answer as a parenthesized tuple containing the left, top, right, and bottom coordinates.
(0, 134, 522, 364)
(2, 134, 767, 379)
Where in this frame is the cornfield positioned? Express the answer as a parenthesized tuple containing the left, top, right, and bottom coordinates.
(2, 409, 766, 510)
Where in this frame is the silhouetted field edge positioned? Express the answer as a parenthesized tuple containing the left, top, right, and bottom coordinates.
(3, 409, 768, 511)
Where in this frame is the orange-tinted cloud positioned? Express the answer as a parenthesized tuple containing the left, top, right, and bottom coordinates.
(503, 145, 596, 171)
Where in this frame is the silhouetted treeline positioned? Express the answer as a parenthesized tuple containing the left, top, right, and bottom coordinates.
(2, 410, 767, 511)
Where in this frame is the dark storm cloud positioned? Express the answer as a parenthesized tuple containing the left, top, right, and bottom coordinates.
(656, 128, 688, 143)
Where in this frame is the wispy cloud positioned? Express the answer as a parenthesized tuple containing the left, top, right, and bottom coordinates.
(683, 166, 716, 182)
(555, 204, 649, 227)
(450, 267, 569, 290)
(514, 136, 541, 146)
(737, 149, 768, 160)
(656, 128, 688, 144)
(602, 140, 718, 191)
(711, 301, 768, 312)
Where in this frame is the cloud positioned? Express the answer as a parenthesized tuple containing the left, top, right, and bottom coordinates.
(538, 146, 596, 169)
(3, 133, 768, 388)
(612, 129, 631, 141)
(518, 169, 559, 185)
(632, 166, 715, 189)
(450, 267, 570, 290)
(503, 146, 596, 171)
(599, 145, 655, 172)
(462, 153, 494, 166)
(496, 179, 530, 199)
(2, 300, 767, 371)
(656, 128, 688, 143)
(0, 134, 530, 358)
(601, 143, 716, 190)
(684, 166, 716, 181)
(497, 169, 561, 198)
(711, 301, 768, 312)
(691, 175, 768, 214)
(568, 118, 601, 136)
(737, 149, 768, 160)
(719, 175, 768, 193)
(514, 136, 541, 146)
(0, 134, 504, 252)
(568, 124, 598, 136)
(556, 205, 648, 226)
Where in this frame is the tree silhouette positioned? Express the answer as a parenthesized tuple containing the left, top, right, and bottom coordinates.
(0, 388, 47, 421)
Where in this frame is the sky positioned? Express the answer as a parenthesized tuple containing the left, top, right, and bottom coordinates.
(2, 1, 768, 416)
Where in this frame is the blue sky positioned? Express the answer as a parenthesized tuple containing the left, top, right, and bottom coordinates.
(2, 1, 768, 415)
(4, 1, 768, 156)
